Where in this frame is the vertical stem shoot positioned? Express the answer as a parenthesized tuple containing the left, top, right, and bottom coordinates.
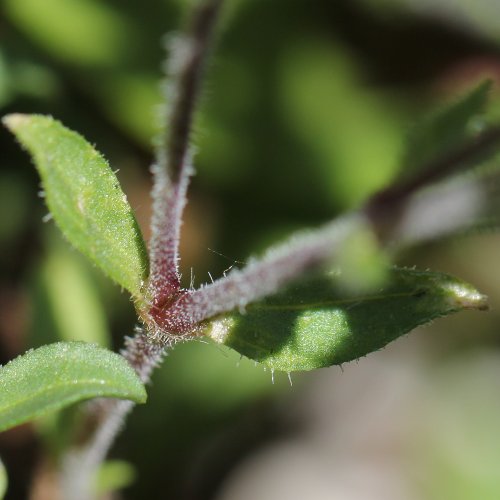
(148, 0, 224, 308)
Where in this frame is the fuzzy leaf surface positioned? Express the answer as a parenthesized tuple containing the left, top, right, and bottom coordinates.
(204, 268, 487, 372)
(3, 114, 148, 298)
(0, 342, 146, 433)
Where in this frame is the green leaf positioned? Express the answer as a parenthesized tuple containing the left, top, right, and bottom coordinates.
(0, 342, 146, 433)
(203, 268, 488, 372)
(403, 81, 492, 174)
(2, 114, 148, 298)
(0, 458, 6, 500)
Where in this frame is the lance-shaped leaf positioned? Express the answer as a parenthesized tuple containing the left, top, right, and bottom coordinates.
(0, 342, 146, 433)
(203, 268, 488, 372)
(2, 114, 148, 298)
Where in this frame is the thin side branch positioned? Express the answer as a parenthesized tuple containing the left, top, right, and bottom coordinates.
(366, 126, 500, 216)
(365, 126, 500, 244)
(148, 0, 223, 307)
(163, 0, 223, 180)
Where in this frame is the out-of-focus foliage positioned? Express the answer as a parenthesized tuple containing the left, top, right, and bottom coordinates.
(355, 0, 500, 46)
(30, 234, 110, 347)
(414, 352, 500, 500)
(3, 0, 132, 67)
(402, 80, 492, 174)
(1, 0, 500, 499)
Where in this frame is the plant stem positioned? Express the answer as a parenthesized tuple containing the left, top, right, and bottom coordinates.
(365, 126, 500, 245)
(148, 0, 223, 307)
(60, 400, 135, 500)
(60, 3, 224, 497)
(162, 213, 364, 329)
(60, 330, 172, 500)
(365, 126, 500, 218)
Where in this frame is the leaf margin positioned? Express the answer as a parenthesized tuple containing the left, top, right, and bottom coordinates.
(2, 113, 149, 299)
(0, 341, 146, 433)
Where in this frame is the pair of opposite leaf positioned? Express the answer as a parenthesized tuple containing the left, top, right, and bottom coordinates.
(0, 80, 494, 433)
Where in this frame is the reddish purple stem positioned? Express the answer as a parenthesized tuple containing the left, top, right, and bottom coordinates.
(148, 0, 222, 308)
(153, 214, 361, 332)
(148, 160, 192, 307)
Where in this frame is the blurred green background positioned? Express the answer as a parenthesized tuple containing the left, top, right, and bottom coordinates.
(1, 0, 500, 499)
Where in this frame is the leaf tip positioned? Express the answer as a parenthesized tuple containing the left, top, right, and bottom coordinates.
(2, 113, 29, 132)
(134, 385, 148, 405)
(443, 281, 489, 311)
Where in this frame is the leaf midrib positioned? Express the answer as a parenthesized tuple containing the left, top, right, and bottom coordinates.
(248, 290, 425, 312)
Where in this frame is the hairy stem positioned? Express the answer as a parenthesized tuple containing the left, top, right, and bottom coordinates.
(161, 213, 364, 330)
(59, 3, 224, 497)
(60, 330, 172, 500)
(148, 0, 223, 307)
(60, 400, 135, 500)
